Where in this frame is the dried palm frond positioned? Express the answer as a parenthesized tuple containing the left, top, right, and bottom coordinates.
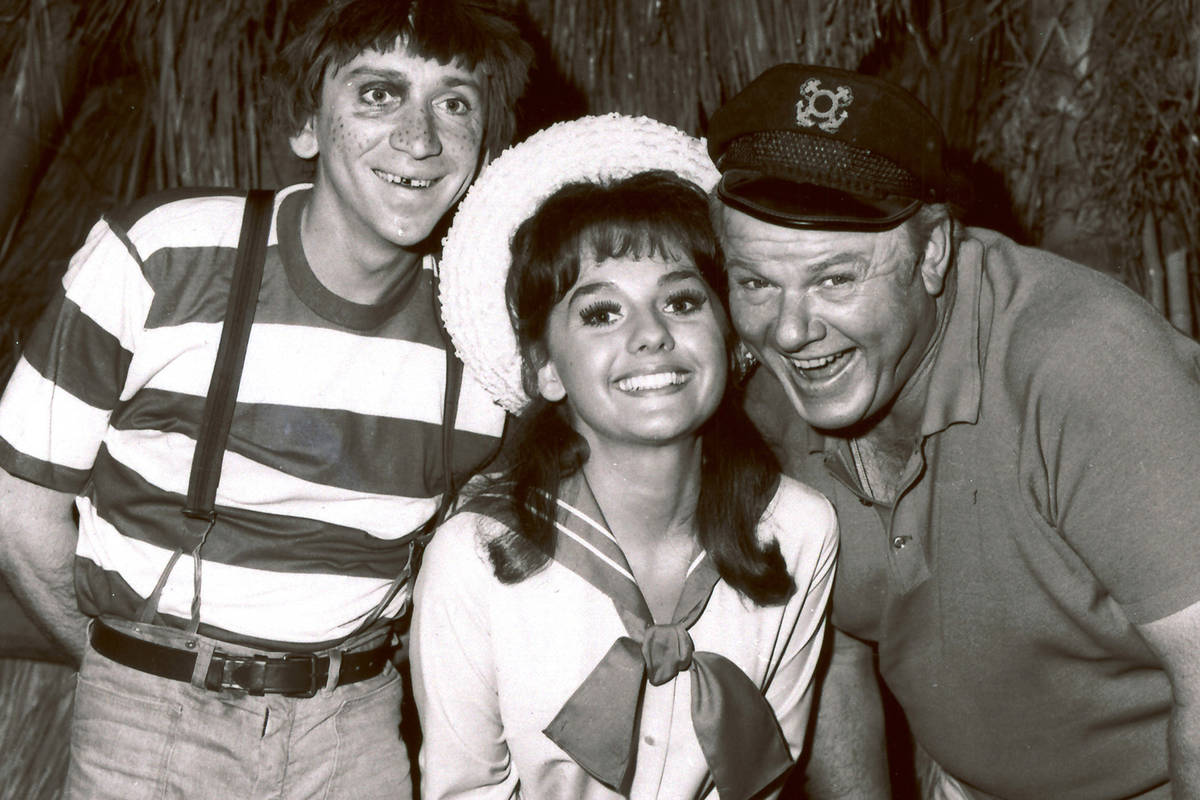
(976, 0, 1199, 296)
(0, 659, 73, 800)
(75, 0, 295, 189)
(520, 0, 899, 133)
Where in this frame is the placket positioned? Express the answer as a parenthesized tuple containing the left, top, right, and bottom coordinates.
(628, 676, 679, 799)
(824, 449, 931, 595)
(883, 451, 932, 594)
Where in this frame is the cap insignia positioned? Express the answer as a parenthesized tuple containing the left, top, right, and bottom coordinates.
(795, 79, 853, 133)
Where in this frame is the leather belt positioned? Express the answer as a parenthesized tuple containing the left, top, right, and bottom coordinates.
(90, 622, 392, 698)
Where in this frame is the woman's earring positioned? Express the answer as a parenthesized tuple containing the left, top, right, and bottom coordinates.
(732, 341, 759, 385)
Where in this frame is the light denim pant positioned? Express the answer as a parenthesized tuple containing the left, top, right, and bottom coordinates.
(65, 621, 412, 800)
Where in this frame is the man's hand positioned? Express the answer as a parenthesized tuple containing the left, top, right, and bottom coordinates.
(804, 627, 891, 799)
(0, 468, 87, 664)
(1138, 601, 1200, 799)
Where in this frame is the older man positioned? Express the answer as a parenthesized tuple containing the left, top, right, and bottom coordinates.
(708, 64, 1200, 799)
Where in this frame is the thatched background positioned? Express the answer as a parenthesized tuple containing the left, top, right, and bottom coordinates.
(0, 0, 1197, 797)
(1, 0, 1197, 374)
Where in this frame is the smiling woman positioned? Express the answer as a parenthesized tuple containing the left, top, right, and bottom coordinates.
(411, 115, 839, 800)
(534, 247, 727, 452)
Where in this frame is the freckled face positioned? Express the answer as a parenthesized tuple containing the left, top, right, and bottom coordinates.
(291, 44, 486, 255)
(721, 206, 940, 431)
(536, 252, 728, 450)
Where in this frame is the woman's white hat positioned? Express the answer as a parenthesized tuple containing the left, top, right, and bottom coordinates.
(439, 113, 720, 415)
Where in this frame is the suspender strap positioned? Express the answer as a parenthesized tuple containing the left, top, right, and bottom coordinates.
(411, 266, 464, 569)
(411, 343, 463, 566)
(182, 189, 275, 519)
(136, 190, 274, 629)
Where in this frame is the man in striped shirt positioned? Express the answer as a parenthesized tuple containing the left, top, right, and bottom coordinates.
(0, 1, 531, 797)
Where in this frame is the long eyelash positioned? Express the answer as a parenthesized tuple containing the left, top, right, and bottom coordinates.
(579, 300, 620, 325)
(578, 299, 619, 326)
(665, 289, 708, 310)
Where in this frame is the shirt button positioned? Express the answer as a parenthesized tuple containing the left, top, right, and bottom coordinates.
(643, 735, 656, 746)
(892, 536, 911, 550)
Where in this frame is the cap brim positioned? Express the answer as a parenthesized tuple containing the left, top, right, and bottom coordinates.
(717, 172, 920, 232)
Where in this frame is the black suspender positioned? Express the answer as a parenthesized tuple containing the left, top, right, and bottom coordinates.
(183, 189, 275, 523)
(140, 189, 275, 631)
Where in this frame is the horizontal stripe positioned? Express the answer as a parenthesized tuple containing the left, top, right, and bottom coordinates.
(124, 192, 268, 257)
(21, 293, 132, 412)
(0, 357, 112, 471)
(86, 447, 414, 577)
(137, 245, 447, 347)
(75, 558, 388, 652)
(76, 497, 408, 644)
(6, 183, 503, 638)
(101, 427, 442, 539)
(125, 186, 446, 342)
(111, 386, 498, 497)
(0, 436, 90, 493)
(104, 187, 264, 235)
(131, 322, 461, 422)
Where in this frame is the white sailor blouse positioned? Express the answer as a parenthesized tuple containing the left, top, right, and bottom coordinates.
(411, 474, 837, 800)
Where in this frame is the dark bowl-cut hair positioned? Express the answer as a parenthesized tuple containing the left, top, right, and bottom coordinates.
(271, 0, 533, 160)
(478, 171, 794, 606)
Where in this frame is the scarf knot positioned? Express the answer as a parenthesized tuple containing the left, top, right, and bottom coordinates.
(639, 623, 694, 686)
(534, 478, 793, 799)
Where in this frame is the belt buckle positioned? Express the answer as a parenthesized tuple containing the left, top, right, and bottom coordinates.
(219, 654, 268, 696)
(204, 653, 269, 695)
(282, 652, 320, 698)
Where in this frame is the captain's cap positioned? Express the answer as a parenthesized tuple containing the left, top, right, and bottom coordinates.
(708, 63, 947, 231)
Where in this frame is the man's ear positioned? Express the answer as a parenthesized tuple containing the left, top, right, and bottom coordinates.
(536, 360, 566, 403)
(289, 118, 319, 160)
(919, 218, 953, 296)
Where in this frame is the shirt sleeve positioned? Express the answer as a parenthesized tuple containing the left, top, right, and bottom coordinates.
(761, 481, 839, 759)
(0, 216, 151, 492)
(1018, 294, 1200, 624)
(411, 512, 521, 799)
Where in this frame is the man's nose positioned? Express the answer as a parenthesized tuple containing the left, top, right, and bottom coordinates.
(389, 104, 441, 158)
(771, 291, 824, 352)
(629, 310, 675, 353)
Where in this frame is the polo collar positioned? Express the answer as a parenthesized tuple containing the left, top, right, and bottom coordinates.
(918, 236, 983, 436)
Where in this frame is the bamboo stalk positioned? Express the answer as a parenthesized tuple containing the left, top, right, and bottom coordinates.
(1141, 211, 1167, 314)
(1164, 247, 1194, 335)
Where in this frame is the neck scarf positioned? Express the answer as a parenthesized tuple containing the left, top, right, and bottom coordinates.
(541, 477, 793, 799)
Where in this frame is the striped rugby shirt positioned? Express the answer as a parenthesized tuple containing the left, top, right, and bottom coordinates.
(0, 184, 506, 649)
